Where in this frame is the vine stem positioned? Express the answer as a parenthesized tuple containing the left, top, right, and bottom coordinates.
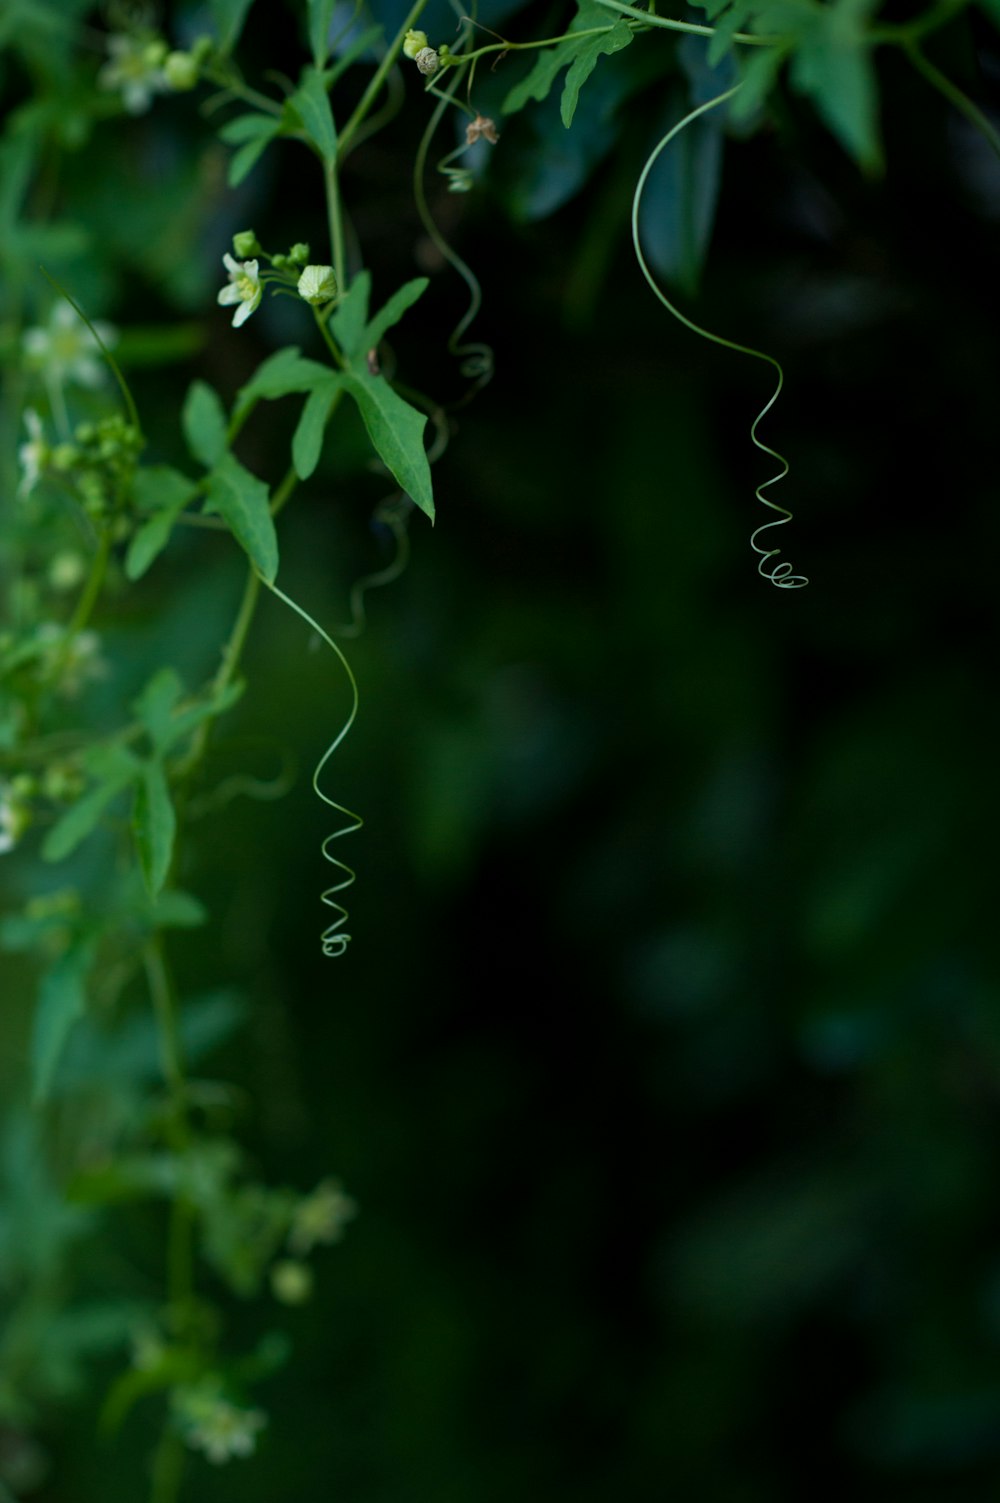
(339, 0, 429, 156)
(67, 528, 111, 636)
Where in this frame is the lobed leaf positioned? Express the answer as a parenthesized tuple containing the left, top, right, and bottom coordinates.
(561, 17, 633, 128)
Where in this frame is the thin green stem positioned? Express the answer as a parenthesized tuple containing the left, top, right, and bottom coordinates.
(149, 1427, 186, 1503)
(445, 25, 618, 65)
(339, 0, 429, 155)
(870, 0, 969, 43)
(593, 0, 786, 44)
(325, 159, 347, 297)
(67, 529, 111, 636)
(904, 40, 1000, 161)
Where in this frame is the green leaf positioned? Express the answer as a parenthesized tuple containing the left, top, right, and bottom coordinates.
(218, 111, 279, 145)
(561, 17, 633, 128)
(503, 41, 581, 116)
(732, 46, 788, 120)
(308, 0, 338, 67)
(208, 0, 255, 52)
(290, 65, 338, 162)
(790, 16, 882, 173)
(236, 347, 334, 411)
(293, 377, 343, 479)
(126, 466, 198, 580)
(330, 271, 371, 359)
(182, 380, 228, 468)
(132, 667, 184, 753)
(205, 453, 279, 582)
(132, 761, 176, 898)
(228, 131, 279, 187)
(32, 945, 91, 1104)
(343, 372, 433, 520)
(363, 277, 429, 355)
(150, 890, 209, 929)
(43, 744, 139, 862)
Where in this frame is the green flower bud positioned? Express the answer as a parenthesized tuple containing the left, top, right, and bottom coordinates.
(48, 552, 86, 592)
(271, 253, 289, 270)
(297, 265, 337, 305)
(51, 443, 79, 471)
(191, 35, 214, 64)
(164, 51, 199, 91)
(402, 29, 429, 59)
(289, 242, 311, 265)
(233, 229, 261, 259)
(270, 1260, 314, 1306)
(142, 39, 168, 69)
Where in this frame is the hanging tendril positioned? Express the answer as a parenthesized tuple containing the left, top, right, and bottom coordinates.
(264, 578, 362, 957)
(631, 82, 807, 589)
(413, 39, 495, 396)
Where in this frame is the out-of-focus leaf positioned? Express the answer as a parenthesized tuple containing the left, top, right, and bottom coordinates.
(205, 453, 279, 582)
(290, 65, 338, 161)
(638, 95, 723, 296)
(181, 380, 228, 468)
(42, 744, 139, 862)
(132, 760, 176, 898)
(31, 944, 91, 1104)
(308, 0, 339, 66)
(209, 0, 255, 52)
(235, 347, 333, 411)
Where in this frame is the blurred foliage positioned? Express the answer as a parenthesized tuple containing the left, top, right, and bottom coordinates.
(3, 0, 1000, 1500)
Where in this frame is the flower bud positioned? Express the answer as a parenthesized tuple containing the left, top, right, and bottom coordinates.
(191, 35, 215, 64)
(164, 51, 199, 91)
(232, 229, 261, 259)
(402, 29, 429, 59)
(271, 1260, 314, 1306)
(288, 242, 311, 265)
(414, 47, 440, 76)
(297, 265, 338, 305)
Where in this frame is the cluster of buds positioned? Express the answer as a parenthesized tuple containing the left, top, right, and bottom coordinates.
(218, 232, 338, 329)
(403, 28, 441, 75)
(97, 30, 211, 113)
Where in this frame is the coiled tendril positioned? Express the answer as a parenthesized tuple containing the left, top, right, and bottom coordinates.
(632, 82, 807, 589)
(413, 26, 495, 396)
(265, 579, 361, 957)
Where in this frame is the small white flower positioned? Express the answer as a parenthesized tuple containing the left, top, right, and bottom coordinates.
(217, 254, 262, 328)
(297, 265, 337, 306)
(0, 782, 29, 855)
(175, 1384, 267, 1465)
(98, 34, 169, 115)
(18, 409, 48, 498)
(23, 304, 117, 389)
(288, 1178, 357, 1256)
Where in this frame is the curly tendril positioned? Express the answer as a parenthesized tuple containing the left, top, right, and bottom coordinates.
(631, 83, 807, 590)
(264, 579, 362, 957)
(413, 37, 495, 395)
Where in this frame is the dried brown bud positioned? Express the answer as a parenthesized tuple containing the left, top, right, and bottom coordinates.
(414, 46, 439, 76)
(465, 114, 499, 146)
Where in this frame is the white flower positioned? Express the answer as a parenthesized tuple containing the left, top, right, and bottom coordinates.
(297, 265, 337, 306)
(0, 782, 29, 855)
(98, 34, 169, 115)
(175, 1385, 267, 1465)
(217, 254, 262, 328)
(18, 409, 48, 498)
(288, 1178, 357, 1256)
(23, 304, 117, 389)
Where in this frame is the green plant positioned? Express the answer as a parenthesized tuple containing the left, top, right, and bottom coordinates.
(1, 0, 997, 1497)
